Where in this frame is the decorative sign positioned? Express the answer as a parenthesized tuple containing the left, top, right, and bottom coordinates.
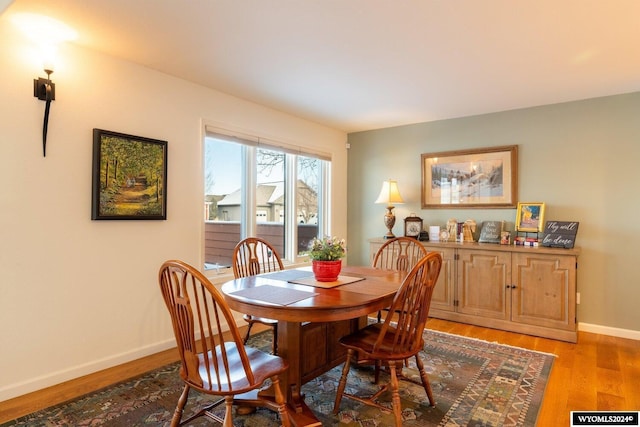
(478, 220, 504, 243)
(541, 221, 579, 248)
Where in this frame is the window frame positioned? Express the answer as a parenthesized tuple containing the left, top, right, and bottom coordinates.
(203, 126, 331, 274)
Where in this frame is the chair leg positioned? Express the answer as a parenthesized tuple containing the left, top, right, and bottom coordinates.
(388, 361, 403, 427)
(243, 320, 254, 344)
(171, 384, 190, 427)
(415, 354, 435, 406)
(271, 375, 291, 427)
(375, 359, 403, 384)
(223, 396, 234, 427)
(333, 349, 354, 414)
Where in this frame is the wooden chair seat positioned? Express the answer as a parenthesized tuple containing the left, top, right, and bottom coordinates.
(242, 314, 278, 328)
(338, 323, 422, 362)
(193, 345, 285, 393)
(242, 314, 279, 354)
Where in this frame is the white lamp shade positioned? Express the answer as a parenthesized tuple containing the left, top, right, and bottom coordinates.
(375, 180, 404, 205)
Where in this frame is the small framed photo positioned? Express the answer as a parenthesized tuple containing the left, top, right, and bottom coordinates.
(515, 202, 545, 232)
(91, 129, 168, 220)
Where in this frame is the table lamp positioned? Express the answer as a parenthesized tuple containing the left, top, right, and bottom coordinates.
(375, 179, 404, 238)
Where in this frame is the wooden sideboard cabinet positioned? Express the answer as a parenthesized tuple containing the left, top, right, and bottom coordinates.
(369, 238, 579, 342)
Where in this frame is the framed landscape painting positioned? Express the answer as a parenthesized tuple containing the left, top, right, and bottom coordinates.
(421, 145, 518, 208)
(91, 129, 167, 220)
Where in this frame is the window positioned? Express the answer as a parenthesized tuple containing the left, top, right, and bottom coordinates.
(203, 131, 330, 270)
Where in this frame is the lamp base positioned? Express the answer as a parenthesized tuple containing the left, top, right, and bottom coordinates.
(383, 206, 396, 239)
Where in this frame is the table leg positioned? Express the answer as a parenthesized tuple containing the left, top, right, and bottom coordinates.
(277, 321, 322, 426)
(261, 318, 366, 426)
(278, 321, 303, 410)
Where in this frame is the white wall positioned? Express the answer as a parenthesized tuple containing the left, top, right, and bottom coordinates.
(347, 93, 640, 338)
(0, 22, 347, 400)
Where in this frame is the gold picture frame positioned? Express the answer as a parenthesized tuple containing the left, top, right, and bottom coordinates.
(515, 202, 545, 232)
(421, 145, 518, 208)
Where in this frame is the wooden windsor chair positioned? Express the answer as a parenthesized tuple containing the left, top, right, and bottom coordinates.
(372, 236, 428, 322)
(158, 260, 291, 427)
(333, 252, 443, 427)
(232, 237, 284, 354)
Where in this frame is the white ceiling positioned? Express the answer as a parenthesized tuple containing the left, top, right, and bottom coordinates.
(4, 0, 640, 132)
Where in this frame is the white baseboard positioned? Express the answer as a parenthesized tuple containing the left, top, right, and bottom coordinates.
(0, 311, 246, 403)
(0, 338, 177, 402)
(578, 322, 640, 340)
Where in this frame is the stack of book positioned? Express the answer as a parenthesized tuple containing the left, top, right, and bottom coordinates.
(514, 236, 539, 247)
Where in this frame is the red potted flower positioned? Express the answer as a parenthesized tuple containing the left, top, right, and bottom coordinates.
(308, 236, 346, 282)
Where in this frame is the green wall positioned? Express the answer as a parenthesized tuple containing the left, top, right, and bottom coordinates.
(347, 92, 640, 333)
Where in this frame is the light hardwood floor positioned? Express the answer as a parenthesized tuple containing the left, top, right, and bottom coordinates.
(1, 319, 638, 425)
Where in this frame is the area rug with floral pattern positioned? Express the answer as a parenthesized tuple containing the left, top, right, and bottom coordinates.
(1, 328, 554, 426)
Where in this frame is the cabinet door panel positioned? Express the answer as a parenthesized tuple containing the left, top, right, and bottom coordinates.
(300, 322, 328, 382)
(327, 319, 355, 365)
(426, 246, 456, 312)
(301, 319, 361, 384)
(457, 250, 510, 320)
(512, 253, 576, 330)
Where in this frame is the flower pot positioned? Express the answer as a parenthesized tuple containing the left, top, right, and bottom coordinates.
(312, 260, 342, 282)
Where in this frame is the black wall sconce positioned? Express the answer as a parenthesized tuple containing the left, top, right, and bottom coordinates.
(33, 67, 55, 157)
(12, 13, 76, 157)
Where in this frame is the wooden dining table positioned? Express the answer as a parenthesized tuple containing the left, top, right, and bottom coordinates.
(221, 265, 403, 427)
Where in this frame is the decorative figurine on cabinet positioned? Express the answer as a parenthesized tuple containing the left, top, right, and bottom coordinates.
(446, 218, 458, 242)
(463, 219, 477, 242)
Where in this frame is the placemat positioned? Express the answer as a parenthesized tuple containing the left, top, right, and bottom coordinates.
(288, 275, 365, 289)
(260, 269, 314, 281)
(229, 284, 317, 306)
(341, 266, 397, 277)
